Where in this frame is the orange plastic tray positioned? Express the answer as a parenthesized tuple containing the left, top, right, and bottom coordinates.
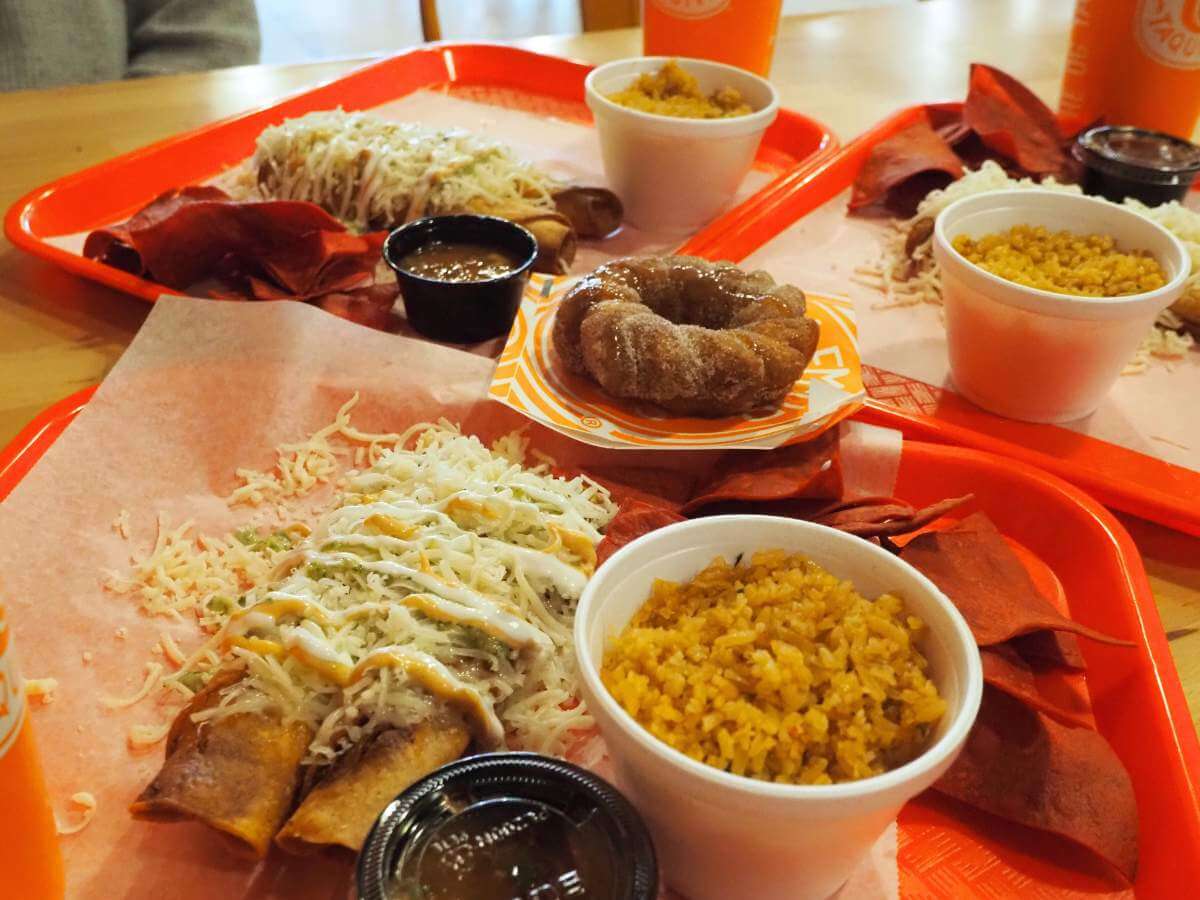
(685, 103, 1200, 538)
(2, 42, 835, 304)
(3, 387, 1197, 896)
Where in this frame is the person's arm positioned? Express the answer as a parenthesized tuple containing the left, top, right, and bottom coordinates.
(126, 0, 260, 79)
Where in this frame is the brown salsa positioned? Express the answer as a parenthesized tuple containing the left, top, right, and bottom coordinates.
(399, 241, 520, 282)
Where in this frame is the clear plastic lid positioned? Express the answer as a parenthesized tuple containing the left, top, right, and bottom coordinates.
(1073, 126, 1200, 185)
(356, 752, 658, 900)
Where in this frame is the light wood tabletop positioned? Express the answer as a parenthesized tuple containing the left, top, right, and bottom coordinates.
(1, 0, 1198, 732)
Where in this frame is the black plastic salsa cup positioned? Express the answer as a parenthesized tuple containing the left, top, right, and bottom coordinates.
(1072, 125, 1200, 207)
(355, 752, 658, 900)
(383, 215, 537, 343)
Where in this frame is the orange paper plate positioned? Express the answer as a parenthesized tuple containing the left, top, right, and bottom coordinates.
(3, 388, 1196, 897)
(2, 42, 835, 305)
(489, 274, 863, 449)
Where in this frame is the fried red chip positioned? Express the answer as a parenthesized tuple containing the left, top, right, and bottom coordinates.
(314, 284, 401, 331)
(899, 512, 1131, 647)
(82, 221, 143, 275)
(812, 495, 913, 528)
(83, 186, 384, 303)
(1010, 629, 1087, 671)
(848, 113, 964, 212)
(256, 230, 387, 299)
(934, 686, 1138, 882)
(812, 494, 973, 538)
(963, 63, 1070, 178)
(682, 432, 842, 514)
(925, 103, 972, 147)
(981, 644, 1092, 729)
(596, 501, 686, 566)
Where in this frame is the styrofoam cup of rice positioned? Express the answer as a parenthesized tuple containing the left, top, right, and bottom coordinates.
(933, 189, 1191, 423)
(584, 57, 778, 233)
(575, 515, 983, 900)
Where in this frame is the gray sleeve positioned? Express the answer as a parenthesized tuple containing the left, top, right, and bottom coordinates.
(126, 0, 261, 78)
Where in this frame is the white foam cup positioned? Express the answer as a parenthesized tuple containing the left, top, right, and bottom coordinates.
(575, 515, 983, 900)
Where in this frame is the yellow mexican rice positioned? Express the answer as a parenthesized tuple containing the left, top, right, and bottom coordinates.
(601, 550, 946, 785)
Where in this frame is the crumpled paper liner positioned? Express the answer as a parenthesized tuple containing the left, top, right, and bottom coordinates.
(0, 297, 900, 899)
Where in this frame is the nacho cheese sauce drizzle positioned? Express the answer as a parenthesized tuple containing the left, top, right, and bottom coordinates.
(222, 109, 564, 232)
(105, 405, 616, 769)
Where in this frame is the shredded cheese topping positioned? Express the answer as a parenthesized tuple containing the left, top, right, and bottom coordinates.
(859, 160, 1197, 372)
(25, 677, 58, 703)
(100, 662, 164, 710)
(128, 722, 172, 750)
(222, 108, 563, 232)
(105, 403, 616, 769)
(56, 793, 97, 836)
(158, 632, 186, 667)
(226, 395, 400, 507)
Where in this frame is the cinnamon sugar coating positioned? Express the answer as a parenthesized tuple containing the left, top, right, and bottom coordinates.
(552, 256, 820, 416)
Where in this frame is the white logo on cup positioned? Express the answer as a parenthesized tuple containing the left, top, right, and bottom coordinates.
(1136, 0, 1200, 70)
(651, 0, 732, 20)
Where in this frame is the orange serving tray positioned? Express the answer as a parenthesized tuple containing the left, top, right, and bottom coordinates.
(2, 42, 836, 305)
(685, 103, 1200, 538)
(3, 387, 1197, 896)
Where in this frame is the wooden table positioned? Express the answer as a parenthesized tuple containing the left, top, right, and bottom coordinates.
(1, 0, 1198, 730)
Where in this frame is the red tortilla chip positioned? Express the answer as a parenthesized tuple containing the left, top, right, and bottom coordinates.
(848, 113, 964, 211)
(900, 513, 1131, 647)
(84, 187, 383, 303)
(812, 494, 972, 538)
(81, 221, 144, 276)
(682, 432, 841, 514)
(596, 501, 686, 566)
(256, 230, 387, 299)
(981, 645, 1092, 729)
(963, 63, 1070, 177)
(925, 103, 972, 147)
(1010, 629, 1087, 671)
(313, 284, 400, 331)
(934, 687, 1138, 882)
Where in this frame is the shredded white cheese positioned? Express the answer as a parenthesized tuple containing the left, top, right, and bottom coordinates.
(128, 722, 172, 750)
(101, 662, 164, 710)
(221, 108, 562, 232)
(1124, 326, 1195, 374)
(25, 677, 58, 703)
(226, 394, 400, 507)
(158, 633, 186, 668)
(1150, 434, 1191, 451)
(56, 793, 96, 836)
(105, 402, 616, 770)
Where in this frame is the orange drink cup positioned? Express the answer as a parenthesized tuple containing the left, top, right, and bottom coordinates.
(0, 607, 65, 900)
(1060, 0, 1200, 139)
(642, 0, 784, 76)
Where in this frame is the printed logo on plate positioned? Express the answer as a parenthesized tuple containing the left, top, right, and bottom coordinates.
(651, 0, 732, 20)
(0, 608, 26, 757)
(1136, 0, 1200, 70)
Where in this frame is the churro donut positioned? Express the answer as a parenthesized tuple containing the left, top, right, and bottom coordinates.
(552, 255, 820, 416)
